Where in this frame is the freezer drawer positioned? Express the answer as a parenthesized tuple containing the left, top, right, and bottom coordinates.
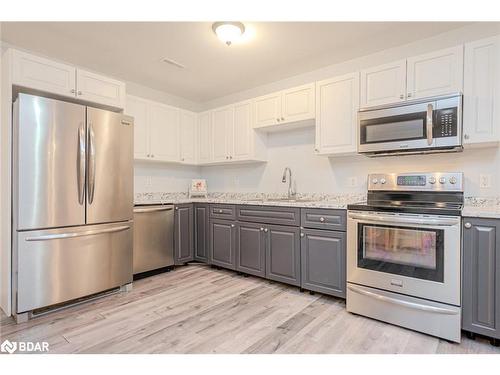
(15, 222, 133, 313)
(133, 205, 174, 274)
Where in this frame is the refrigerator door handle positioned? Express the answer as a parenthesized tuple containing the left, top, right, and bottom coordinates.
(77, 122, 86, 205)
(88, 121, 96, 204)
(25, 225, 131, 241)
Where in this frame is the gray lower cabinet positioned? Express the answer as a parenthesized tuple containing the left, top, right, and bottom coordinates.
(236, 222, 266, 277)
(265, 224, 301, 286)
(174, 204, 194, 265)
(462, 218, 500, 342)
(194, 204, 209, 263)
(210, 218, 237, 270)
(300, 228, 346, 298)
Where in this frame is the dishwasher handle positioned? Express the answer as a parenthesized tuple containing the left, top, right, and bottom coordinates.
(134, 206, 174, 213)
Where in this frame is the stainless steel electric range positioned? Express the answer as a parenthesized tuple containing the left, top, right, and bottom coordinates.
(346, 172, 464, 343)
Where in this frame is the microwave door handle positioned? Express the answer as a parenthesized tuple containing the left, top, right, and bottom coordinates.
(426, 103, 433, 145)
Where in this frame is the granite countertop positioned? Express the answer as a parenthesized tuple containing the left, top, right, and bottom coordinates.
(135, 192, 500, 219)
(463, 197, 500, 219)
(134, 192, 366, 210)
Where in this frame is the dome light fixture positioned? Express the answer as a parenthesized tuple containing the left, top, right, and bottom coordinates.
(212, 22, 246, 46)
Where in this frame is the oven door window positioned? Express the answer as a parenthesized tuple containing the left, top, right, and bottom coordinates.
(360, 111, 428, 144)
(357, 223, 444, 282)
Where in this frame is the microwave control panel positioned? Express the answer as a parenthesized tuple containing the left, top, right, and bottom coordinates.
(433, 107, 458, 138)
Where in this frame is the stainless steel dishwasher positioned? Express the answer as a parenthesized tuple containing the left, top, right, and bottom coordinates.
(133, 204, 174, 274)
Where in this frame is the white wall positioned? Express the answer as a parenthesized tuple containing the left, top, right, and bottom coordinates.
(202, 127, 500, 197)
(134, 161, 201, 195)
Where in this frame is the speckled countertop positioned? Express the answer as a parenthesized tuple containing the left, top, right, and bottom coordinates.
(135, 192, 500, 218)
(463, 197, 500, 219)
(134, 192, 366, 210)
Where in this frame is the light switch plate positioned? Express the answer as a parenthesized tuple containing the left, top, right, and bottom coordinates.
(348, 177, 358, 188)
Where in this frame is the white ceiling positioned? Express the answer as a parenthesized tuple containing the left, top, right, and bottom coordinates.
(1, 22, 471, 103)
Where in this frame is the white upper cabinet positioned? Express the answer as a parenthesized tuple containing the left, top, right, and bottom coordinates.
(76, 69, 126, 109)
(315, 72, 360, 155)
(254, 92, 281, 128)
(125, 95, 149, 160)
(360, 60, 406, 107)
(253, 83, 315, 130)
(463, 36, 500, 146)
(281, 83, 316, 123)
(198, 111, 213, 164)
(148, 103, 180, 162)
(211, 106, 234, 162)
(10, 49, 126, 109)
(12, 49, 77, 98)
(406, 46, 463, 99)
(233, 101, 253, 160)
(179, 110, 197, 164)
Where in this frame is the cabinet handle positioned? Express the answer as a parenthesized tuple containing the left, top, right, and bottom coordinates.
(464, 222, 472, 229)
(77, 90, 82, 96)
(70, 88, 76, 94)
(276, 118, 280, 122)
(264, 228, 268, 233)
(175, 207, 179, 210)
(281, 117, 285, 121)
(407, 93, 412, 98)
(218, 209, 223, 213)
(300, 233, 304, 237)
(231, 224, 235, 228)
(181, 158, 184, 161)
(319, 217, 325, 222)
(229, 156, 233, 159)
(464, 134, 470, 140)
(399, 94, 404, 99)
(260, 227, 264, 231)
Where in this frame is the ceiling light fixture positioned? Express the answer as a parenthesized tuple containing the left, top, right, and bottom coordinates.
(212, 22, 246, 46)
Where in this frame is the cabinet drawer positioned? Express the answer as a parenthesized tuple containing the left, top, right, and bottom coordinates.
(301, 208, 346, 231)
(237, 205, 300, 226)
(210, 204, 236, 220)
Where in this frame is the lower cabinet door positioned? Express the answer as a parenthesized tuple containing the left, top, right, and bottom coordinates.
(462, 218, 500, 339)
(210, 219, 236, 270)
(301, 228, 346, 298)
(236, 222, 266, 277)
(194, 204, 209, 263)
(174, 204, 194, 264)
(265, 224, 301, 286)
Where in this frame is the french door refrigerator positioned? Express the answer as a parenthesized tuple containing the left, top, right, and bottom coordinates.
(12, 93, 134, 317)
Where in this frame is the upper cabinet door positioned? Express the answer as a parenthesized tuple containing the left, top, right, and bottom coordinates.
(179, 110, 197, 164)
(463, 36, 500, 145)
(254, 92, 281, 128)
(148, 103, 180, 162)
(281, 83, 315, 123)
(212, 106, 234, 162)
(232, 101, 253, 160)
(198, 111, 213, 164)
(315, 72, 360, 155)
(360, 60, 406, 108)
(12, 50, 77, 98)
(76, 69, 126, 109)
(125, 95, 149, 160)
(406, 46, 463, 100)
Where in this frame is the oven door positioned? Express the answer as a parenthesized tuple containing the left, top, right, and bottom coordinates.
(347, 211, 461, 306)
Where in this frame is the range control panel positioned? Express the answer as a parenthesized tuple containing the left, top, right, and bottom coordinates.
(368, 172, 464, 192)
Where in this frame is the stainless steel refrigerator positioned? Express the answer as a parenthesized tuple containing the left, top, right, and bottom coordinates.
(12, 93, 134, 317)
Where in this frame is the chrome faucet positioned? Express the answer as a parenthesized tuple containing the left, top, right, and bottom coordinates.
(282, 167, 296, 200)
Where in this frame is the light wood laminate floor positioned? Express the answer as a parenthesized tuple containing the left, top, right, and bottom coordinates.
(1, 264, 499, 354)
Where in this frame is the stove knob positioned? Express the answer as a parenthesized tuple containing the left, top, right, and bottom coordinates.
(428, 177, 436, 184)
(439, 177, 446, 184)
(449, 177, 457, 184)
(371, 178, 378, 185)
(380, 178, 386, 184)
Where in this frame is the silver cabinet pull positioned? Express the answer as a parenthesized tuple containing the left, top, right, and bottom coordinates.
(70, 88, 76, 94)
(264, 228, 268, 233)
(175, 206, 179, 210)
(399, 94, 404, 99)
(219, 209, 223, 213)
(319, 217, 325, 222)
(231, 224, 235, 228)
(407, 93, 412, 98)
(276, 118, 280, 122)
(426, 103, 433, 146)
(87, 121, 96, 204)
(300, 233, 304, 237)
(281, 117, 285, 121)
(464, 134, 470, 140)
(77, 90, 82, 96)
(260, 227, 264, 231)
(77, 122, 86, 205)
(464, 222, 472, 229)
(134, 206, 173, 213)
(26, 225, 131, 241)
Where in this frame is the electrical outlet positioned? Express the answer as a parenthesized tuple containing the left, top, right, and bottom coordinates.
(234, 178, 240, 187)
(146, 176, 152, 187)
(479, 174, 492, 189)
(348, 177, 358, 188)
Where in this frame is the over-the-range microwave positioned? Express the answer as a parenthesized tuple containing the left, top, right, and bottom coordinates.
(358, 93, 463, 157)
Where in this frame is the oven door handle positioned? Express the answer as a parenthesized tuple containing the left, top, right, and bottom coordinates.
(347, 285, 459, 315)
(348, 212, 460, 226)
